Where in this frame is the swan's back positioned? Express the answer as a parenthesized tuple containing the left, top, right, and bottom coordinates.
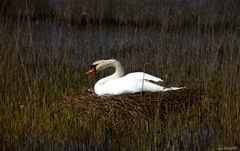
(94, 72, 166, 95)
(125, 72, 164, 82)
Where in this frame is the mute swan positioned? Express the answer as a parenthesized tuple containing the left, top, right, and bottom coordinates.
(86, 59, 184, 96)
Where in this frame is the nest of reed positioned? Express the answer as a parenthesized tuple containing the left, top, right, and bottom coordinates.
(52, 86, 218, 131)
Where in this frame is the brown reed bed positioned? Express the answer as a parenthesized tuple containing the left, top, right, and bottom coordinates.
(52, 86, 217, 132)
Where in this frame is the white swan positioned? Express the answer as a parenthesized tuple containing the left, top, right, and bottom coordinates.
(86, 59, 184, 96)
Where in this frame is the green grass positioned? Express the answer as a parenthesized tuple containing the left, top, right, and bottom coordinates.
(0, 0, 240, 150)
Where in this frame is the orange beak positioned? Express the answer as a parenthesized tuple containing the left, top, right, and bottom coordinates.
(85, 67, 96, 75)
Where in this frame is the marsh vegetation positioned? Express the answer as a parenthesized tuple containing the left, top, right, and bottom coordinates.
(0, 0, 239, 150)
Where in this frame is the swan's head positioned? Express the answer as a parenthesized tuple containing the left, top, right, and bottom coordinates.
(86, 60, 112, 75)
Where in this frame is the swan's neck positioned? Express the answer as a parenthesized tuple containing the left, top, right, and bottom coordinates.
(95, 60, 124, 87)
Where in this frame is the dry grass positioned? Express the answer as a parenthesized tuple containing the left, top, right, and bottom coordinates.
(53, 87, 206, 128)
(50, 86, 219, 150)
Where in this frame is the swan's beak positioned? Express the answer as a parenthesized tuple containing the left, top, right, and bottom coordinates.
(85, 67, 96, 75)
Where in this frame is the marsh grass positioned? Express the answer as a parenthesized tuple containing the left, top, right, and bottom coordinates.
(0, 0, 240, 150)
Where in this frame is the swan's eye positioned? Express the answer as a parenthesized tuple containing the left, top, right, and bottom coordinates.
(86, 64, 97, 75)
(91, 64, 97, 69)
(91, 64, 97, 68)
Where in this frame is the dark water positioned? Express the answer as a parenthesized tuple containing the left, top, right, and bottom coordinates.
(19, 19, 239, 79)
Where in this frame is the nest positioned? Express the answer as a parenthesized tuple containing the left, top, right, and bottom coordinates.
(52, 87, 215, 130)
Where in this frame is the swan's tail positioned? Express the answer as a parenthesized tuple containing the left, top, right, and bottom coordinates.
(163, 87, 185, 91)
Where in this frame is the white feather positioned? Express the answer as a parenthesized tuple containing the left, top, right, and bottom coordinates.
(87, 59, 184, 96)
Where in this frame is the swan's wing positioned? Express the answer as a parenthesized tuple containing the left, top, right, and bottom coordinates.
(126, 72, 164, 83)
